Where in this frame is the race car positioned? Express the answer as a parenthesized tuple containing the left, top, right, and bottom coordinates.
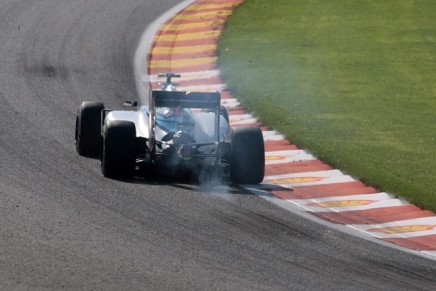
(75, 73, 265, 184)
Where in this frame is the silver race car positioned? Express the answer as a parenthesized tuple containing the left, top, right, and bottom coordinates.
(75, 73, 264, 184)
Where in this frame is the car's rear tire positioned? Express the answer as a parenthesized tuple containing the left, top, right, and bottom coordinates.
(75, 101, 105, 158)
(101, 120, 136, 179)
(230, 126, 265, 184)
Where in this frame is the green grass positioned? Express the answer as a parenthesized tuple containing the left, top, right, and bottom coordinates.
(218, 0, 436, 211)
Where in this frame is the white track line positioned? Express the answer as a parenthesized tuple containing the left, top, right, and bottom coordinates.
(351, 217, 436, 239)
(264, 170, 355, 187)
(265, 150, 316, 163)
(289, 193, 405, 213)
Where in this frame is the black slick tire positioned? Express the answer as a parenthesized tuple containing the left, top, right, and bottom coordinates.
(75, 101, 105, 158)
(230, 126, 265, 184)
(101, 120, 136, 179)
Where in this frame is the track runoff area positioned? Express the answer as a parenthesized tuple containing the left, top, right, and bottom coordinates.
(146, 0, 436, 258)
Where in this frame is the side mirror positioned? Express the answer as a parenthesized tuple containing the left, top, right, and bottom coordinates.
(124, 101, 138, 107)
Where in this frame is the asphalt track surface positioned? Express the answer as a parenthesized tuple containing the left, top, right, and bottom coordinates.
(1, 0, 436, 289)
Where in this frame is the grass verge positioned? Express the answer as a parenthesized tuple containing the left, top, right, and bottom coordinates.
(218, 0, 436, 211)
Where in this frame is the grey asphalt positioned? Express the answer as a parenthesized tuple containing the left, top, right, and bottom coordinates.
(0, 0, 436, 290)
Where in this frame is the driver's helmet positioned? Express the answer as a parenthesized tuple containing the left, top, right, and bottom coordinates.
(156, 106, 195, 136)
(162, 83, 177, 91)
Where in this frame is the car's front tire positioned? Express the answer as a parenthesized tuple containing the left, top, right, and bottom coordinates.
(75, 101, 105, 158)
(101, 120, 136, 179)
(230, 126, 265, 184)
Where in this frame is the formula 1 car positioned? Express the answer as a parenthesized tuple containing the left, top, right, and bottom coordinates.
(75, 73, 264, 184)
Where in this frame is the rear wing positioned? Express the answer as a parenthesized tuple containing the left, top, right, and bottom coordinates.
(150, 90, 220, 109)
(148, 90, 222, 155)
